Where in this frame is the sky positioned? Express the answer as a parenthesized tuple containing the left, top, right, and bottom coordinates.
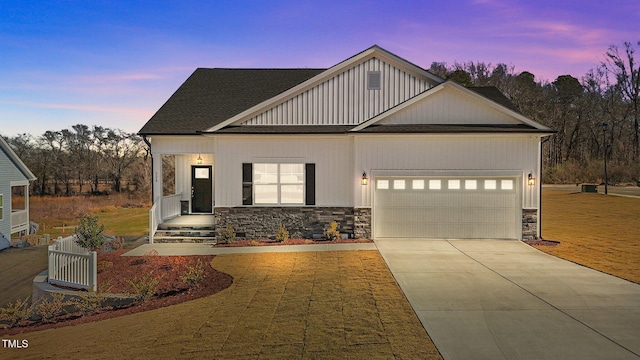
(0, 0, 638, 138)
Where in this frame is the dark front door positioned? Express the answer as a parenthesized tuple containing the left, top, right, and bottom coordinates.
(191, 166, 212, 213)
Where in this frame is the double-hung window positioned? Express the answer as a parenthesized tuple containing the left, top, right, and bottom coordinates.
(254, 163, 304, 205)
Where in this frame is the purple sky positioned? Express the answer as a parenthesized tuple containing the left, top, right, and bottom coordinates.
(0, 0, 638, 138)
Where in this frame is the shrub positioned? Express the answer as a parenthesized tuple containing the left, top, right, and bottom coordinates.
(72, 281, 112, 315)
(249, 240, 260, 246)
(323, 221, 341, 240)
(275, 222, 289, 242)
(0, 296, 33, 327)
(219, 224, 236, 244)
(74, 215, 106, 251)
(180, 259, 207, 289)
(126, 271, 162, 301)
(35, 293, 69, 323)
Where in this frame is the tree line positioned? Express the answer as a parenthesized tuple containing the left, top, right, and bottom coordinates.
(6, 124, 149, 196)
(429, 40, 640, 184)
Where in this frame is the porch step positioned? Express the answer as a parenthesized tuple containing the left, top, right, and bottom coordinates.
(153, 225, 216, 244)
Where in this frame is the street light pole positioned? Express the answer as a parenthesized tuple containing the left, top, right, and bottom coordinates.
(602, 122, 608, 195)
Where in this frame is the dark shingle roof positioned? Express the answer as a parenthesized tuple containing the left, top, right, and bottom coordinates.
(139, 68, 325, 135)
(357, 124, 550, 134)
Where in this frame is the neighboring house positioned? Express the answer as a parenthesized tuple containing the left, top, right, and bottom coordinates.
(139, 45, 553, 243)
(0, 135, 36, 249)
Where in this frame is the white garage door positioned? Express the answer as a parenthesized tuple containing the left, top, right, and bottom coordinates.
(374, 177, 520, 239)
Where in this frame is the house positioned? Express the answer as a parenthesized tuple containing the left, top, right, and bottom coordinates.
(139, 45, 553, 243)
(0, 135, 36, 249)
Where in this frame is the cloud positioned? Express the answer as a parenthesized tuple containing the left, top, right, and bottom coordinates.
(0, 100, 150, 116)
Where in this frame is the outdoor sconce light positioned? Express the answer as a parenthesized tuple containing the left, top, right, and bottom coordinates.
(528, 173, 535, 186)
(196, 154, 203, 164)
(361, 172, 368, 185)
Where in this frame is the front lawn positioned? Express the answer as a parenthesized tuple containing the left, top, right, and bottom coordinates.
(539, 189, 640, 284)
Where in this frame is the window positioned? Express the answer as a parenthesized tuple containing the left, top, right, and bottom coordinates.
(393, 180, 405, 190)
(501, 179, 514, 190)
(429, 179, 441, 190)
(377, 180, 389, 189)
(448, 179, 460, 190)
(412, 179, 424, 190)
(485, 180, 497, 190)
(254, 163, 304, 204)
(465, 180, 477, 190)
(0, 194, 3, 220)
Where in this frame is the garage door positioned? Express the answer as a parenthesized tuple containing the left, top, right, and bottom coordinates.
(374, 177, 519, 239)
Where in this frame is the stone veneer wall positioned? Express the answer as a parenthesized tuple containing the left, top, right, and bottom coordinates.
(522, 209, 538, 240)
(214, 207, 372, 240)
(354, 208, 371, 239)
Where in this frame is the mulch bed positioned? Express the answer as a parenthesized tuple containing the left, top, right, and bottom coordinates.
(215, 238, 373, 247)
(524, 239, 560, 247)
(0, 250, 233, 336)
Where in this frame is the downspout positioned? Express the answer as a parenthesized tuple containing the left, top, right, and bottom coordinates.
(142, 135, 153, 204)
(539, 136, 551, 240)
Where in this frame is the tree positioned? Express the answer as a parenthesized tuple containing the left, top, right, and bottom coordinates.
(74, 215, 105, 251)
(604, 41, 640, 159)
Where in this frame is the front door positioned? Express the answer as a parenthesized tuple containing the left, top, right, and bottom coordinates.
(191, 166, 212, 213)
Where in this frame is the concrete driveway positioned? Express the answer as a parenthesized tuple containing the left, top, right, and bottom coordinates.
(376, 239, 640, 360)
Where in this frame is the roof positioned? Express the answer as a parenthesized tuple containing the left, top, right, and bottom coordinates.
(468, 87, 520, 112)
(0, 136, 36, 181)
(139, 68, 325, 135)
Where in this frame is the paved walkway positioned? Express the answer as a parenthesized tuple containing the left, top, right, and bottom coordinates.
(376, 239, 640, 360)
(123, 242, 377, 256)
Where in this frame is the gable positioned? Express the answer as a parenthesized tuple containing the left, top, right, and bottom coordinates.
(0, 136, 36, 182)
(238, 57, 434, 126)
(379, 85, 520, 126)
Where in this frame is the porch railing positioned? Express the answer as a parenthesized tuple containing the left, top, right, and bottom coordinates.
(161, 193, 182, 220)
(48, 235, 97, 292)
(11, 209, 29, 233)
(149, 202, 159, 244)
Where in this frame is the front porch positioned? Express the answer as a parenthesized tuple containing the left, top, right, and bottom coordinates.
(10, 182, 31, 236)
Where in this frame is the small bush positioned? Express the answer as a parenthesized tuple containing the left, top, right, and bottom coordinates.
(73, 292, 105, 315)
(97, 260, 113, 274)
(74, 215, 106, 251)
(219, 224, 236, 244)
(110, 236, 124, 250)
(323, 221, 341, 240)
(0, 297, 33, 327)
(126, 271, 162, 301)
(249, 240, 261, 246)
(35, 293, 69, 323)
(275, 222, 289, 242)
(180, 259, 207, 289)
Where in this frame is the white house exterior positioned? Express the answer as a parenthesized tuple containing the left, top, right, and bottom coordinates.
(0, 135, 36, 244)
(139, 46, 553, 242)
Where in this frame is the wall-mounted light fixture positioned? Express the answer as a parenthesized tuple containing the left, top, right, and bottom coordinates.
(196, 154, 203, 164)
(528, 173, 535, 186)
(361, 172, 368, 185)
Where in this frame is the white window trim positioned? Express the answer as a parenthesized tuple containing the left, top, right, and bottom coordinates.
(254, 163, 305, 205)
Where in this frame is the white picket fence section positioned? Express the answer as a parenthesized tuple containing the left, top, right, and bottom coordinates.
(48, 235, 97, 292)
(149, 193, 183, 244)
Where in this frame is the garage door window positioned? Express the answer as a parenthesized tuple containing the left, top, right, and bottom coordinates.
(448, 179, 460, 189)
(501, 179, 514, 190)
(412, 179, 424, 190)
(465, 179, 477, 190)
(429, 179, 441, 189)
(393, 180, 405, 189)
(485, 180, 497, 190)
(377, 180, 389, 189)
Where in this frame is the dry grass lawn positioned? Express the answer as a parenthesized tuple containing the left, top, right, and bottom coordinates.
(2, 251, 442, 359)
(540, 190, 640, 284)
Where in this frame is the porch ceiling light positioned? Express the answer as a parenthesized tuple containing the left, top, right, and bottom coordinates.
(528, 173, 535, 186)
(361, 172, 368, 186)
(196, 154, 203, 164)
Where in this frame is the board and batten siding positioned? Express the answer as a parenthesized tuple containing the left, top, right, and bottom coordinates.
(0, 149, 29, 236)
(354, 135, 541, 209)
(241, 58, 432, 126)
(214, 136, 353, 207)
(175, 154, 214, 203)
(379, 86, 520, 125)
